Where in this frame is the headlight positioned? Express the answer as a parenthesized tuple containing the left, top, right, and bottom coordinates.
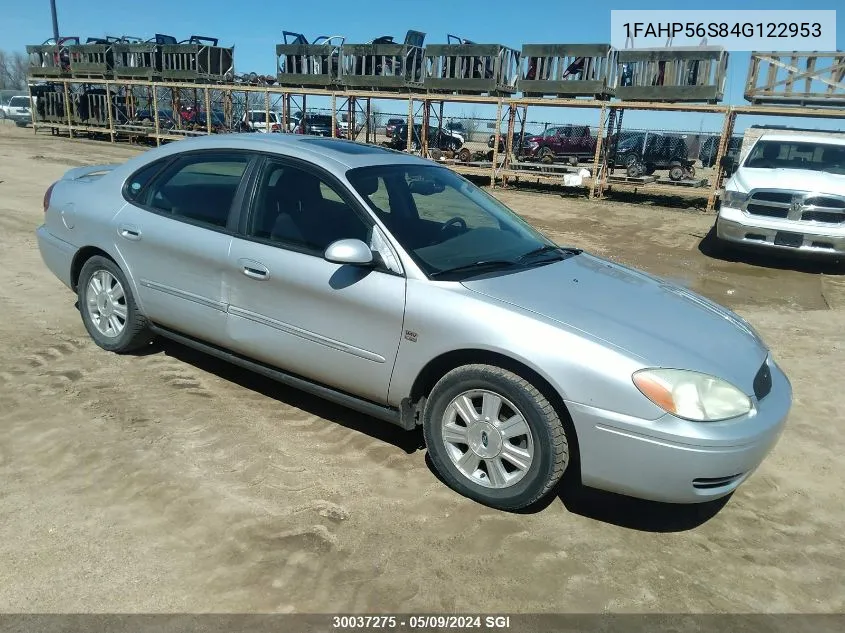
(721, 189, 748, 208)
(528, 141, 539, 149)
(632, 368, 752, 421)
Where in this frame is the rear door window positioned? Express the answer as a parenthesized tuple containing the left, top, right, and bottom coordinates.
(139, 152, 251, 230)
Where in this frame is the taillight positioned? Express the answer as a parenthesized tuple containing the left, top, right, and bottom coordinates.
(43, 181, 57, 213)
(270, 123, 280, 132)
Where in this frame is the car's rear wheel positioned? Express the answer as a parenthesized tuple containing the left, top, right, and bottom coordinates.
(422, 364, 569, 510)
(77, 255, 154, 353)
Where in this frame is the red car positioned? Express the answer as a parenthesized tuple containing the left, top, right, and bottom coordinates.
(519, 124, 596, 162)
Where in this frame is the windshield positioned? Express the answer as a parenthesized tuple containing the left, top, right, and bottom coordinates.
(9, 97, 29, 107)
(346, 164, 562, 278)
(744, 140, 845, 174)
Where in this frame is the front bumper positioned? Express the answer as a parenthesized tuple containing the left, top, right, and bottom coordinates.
(9, 112, 31, 123)
(567, 357, 791, 503)
(717, 205, 845, 256)
(36, 225, 76, 290)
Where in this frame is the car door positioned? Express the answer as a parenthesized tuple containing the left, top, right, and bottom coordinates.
(113, 150, 255, 347)
(224, 156, 407, 404)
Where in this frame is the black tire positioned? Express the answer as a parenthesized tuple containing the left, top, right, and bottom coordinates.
(77, 255, 154, 353)
(669, 165, 685, 181)
(422, 364, 570, 511)
(626, 161, 645, 178)
(539, 147, 554, 164)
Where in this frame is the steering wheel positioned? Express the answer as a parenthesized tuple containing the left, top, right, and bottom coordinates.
(440, 216, 467, 234)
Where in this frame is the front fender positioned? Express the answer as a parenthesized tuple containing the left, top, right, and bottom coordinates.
(387, 280, 665, 421)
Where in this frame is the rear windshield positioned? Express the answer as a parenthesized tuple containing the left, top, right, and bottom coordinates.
(308, 115, 333, 125)
(744, 140, 845, 174)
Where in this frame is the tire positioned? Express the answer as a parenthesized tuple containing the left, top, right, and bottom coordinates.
(457, 147, 471, 163)
(539, 147, 554, 164)
(669, 165, 685, 181)
(626, 161, 644, 178)
(77, 255, 154, 353)
(422, 364, 570, 511)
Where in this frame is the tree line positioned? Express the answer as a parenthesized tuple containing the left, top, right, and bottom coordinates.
(0, 50, 28, 90)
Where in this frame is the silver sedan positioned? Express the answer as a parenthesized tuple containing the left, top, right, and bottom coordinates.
(36, 134, 792, 511)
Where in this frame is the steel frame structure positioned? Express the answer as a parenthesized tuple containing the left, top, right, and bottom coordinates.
(26, 76, 845, 212)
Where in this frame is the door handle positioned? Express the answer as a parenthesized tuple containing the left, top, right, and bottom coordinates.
(243, 266, 269, 280)
(118, 224, 141, 241)
(238, 258, 269, 280)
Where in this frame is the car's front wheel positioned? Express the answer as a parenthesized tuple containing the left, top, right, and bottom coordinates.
(77, 255, 154, 353)
(423, 364, 570, 510)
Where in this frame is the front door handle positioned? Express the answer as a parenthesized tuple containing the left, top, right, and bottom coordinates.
(118, 224, 142, 241)
(238, 258, 269, 280)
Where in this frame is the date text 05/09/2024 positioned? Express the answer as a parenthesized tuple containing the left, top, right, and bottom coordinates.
(622, 21, 822, 39)
(332, 615, 512, 629)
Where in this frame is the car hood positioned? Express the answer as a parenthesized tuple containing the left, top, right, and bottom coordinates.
(730, 167, 845, 195)
(461, 253, 768, 393)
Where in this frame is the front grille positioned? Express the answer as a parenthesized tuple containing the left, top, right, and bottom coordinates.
(746, 204, 788, 218)
(753, 361, 772, 401)
(692, 474, 745, 490)
(802, 211, 845, 224)
(752, 191, 793, 203)
(804, 196, 845, 209)
(743, 189, 845, 224)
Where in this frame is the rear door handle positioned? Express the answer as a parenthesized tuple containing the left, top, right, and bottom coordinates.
(238, 258, 269, 280)
(118, 224, 141, 241)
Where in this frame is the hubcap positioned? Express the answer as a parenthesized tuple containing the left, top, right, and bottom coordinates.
(85, 269, 127, 338)
(441, 389, 534, 489)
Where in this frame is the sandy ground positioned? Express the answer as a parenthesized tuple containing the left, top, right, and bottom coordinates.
(1, 121, 844, 614)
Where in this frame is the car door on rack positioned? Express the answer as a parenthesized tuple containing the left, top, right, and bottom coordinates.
(224, 156, 407, 404)
(113, 150, 254, 347)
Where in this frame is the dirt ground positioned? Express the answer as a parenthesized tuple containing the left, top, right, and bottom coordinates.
(1, 121, 844, 614)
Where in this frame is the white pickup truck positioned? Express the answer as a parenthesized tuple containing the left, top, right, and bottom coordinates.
(241, 109, 294, 133)
(0, 95, 33, 126)
(715, 132, 845, 257)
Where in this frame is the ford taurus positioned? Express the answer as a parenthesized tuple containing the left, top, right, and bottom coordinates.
(36, 134, 792, 511)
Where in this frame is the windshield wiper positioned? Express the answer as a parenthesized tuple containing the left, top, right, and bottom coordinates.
(429, 260, 517, 279)
(517, 244, 581, 262)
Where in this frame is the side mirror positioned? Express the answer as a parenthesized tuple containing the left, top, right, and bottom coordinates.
(324, 238, 374, 266)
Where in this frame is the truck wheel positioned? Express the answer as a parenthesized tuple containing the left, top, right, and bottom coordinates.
(422, 364, 570, 511)
(669, 164, 685, 181)
(627, 161, 645, 178)
(457, 147, 471, 163)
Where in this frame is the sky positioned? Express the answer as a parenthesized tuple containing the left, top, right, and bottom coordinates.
(0, 0, 843, 133)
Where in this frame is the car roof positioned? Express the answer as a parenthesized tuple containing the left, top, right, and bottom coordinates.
(137, 133, 435, 171)
(757, 132, 845, 146)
